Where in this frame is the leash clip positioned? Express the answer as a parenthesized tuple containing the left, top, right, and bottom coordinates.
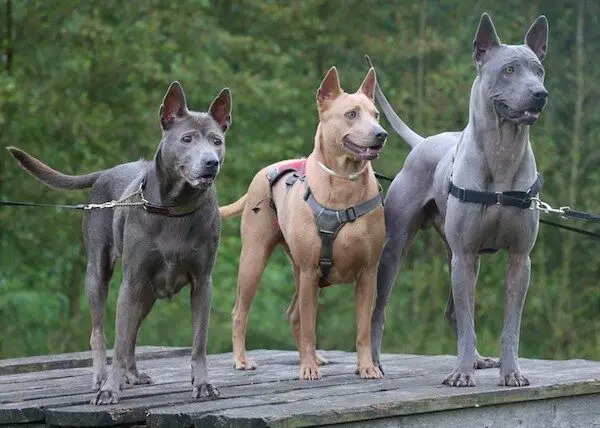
(530, 197, 570, 216)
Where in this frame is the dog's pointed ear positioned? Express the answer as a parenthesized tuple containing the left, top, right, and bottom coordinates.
(358, 67, 376, 101)
(159, 81, 188, 130)
(209, 88, 232, 132)
(524, 15, 548, 61)
(473, 13, 501, 65)
(317, 66, 343, 108)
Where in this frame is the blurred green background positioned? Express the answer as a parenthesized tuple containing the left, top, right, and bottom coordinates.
(2, 1, 600, 361)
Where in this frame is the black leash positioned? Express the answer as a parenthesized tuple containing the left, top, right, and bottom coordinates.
(539, 218, 600, 240)
(0, 200, 88, 210)
(374, 171, 394, 182)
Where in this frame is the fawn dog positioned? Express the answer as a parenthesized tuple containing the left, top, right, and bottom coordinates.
(220, 67, 388, 380)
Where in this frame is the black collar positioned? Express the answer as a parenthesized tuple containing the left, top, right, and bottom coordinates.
(448, 174, 543, 209)
(139, 176, 206, 217)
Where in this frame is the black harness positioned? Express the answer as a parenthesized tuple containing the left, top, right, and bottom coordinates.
(448, 174, 543, 209)
(267, 164, 383, 286)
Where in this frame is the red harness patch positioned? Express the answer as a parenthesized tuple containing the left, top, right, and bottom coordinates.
(276, 159, 307, 175)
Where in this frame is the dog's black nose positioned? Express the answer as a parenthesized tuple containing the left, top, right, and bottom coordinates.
(532, 89, 548, 101)
(375, 131, 388, 142)
(204, 159, 219, 168)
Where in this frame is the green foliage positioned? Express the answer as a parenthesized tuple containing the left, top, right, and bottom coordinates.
(2, 0, 600, 361)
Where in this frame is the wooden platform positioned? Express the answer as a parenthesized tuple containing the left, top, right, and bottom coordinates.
(2, 347, 600, 427)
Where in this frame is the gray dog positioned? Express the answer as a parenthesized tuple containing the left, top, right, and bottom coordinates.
(370, 13, 548, 387)
(8, 81, 232, 404)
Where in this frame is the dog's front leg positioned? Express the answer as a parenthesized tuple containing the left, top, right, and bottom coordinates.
(443, 253, 479, 387)
(92, 282, 154, 404)
(355, 269, 383, 379)
(498, 253, 531, 387)
(190, 275, 220, 398)
(298, 270, 321, 380)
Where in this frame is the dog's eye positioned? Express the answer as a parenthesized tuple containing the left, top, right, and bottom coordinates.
(345, 110, 357, 120)
(181, 135, 193, 143)
(213, 137, 223, 146)
(374, 112, 380, 120)
(536, 68, 544, 77)
(504, 66, 514, 74)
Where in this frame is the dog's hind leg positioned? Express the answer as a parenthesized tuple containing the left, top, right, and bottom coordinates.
(433, 219, 499, 370)
(371, 176, 425, 373)
(85, 245, 116, 391)
(355, 268, 383, 379)
(231, 226, 279, 371)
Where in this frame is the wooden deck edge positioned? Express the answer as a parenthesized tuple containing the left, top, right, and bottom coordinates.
(195, 379, 600, 427)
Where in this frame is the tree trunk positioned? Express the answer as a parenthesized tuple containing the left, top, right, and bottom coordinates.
(558, 1, 585, 353)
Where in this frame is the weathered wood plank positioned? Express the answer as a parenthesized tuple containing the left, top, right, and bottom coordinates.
(192, 377, 600, 428)
(331, 393, 600, 428)
(0, 350, 351, 424)
(0, 346, 191, 376)
(3, 349, 600, 428)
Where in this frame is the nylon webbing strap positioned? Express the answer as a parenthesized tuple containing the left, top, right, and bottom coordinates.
(448, 174, 543, 209)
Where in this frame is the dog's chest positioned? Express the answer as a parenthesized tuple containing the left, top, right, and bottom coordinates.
(149, 230, 214, 298)
(123, 215, 218, 299)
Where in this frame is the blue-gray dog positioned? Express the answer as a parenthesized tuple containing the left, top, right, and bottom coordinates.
(370, 13, 548, 387)
(8, 82, 232, 403)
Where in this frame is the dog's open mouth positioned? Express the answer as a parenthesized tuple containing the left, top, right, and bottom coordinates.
(495, 101, 543, 126)
(343, 137, 383, 160)
(186, 173, 216, 187)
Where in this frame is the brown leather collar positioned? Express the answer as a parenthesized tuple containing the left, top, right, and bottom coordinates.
(139, 176, 206, 217)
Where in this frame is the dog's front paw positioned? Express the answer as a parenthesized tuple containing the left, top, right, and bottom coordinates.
(125, 369, 153, 385)
(91, 368, 107, 391)
(91, 387, 120, 405)
(299, 363, 321, 380)
(499, 371, 529, 387)
(355, 364, 383, 379)
(442, 370, 476, 387)
(192, 382, 220, 399)
(233, 356, 257, 371)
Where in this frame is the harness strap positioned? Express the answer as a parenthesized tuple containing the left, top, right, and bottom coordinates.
(266, 166, 306, 209)
(302, 178, 384, 285)
(448, 174, 543, 209)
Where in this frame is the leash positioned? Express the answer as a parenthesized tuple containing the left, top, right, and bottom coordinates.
(530, 197, 600, 239)
(374, 171, 394, 182)
(0, 187, 144, 211)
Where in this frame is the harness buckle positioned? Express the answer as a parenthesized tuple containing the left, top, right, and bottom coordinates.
(344, 206, 357, 222)
(457, 187, 466, 202)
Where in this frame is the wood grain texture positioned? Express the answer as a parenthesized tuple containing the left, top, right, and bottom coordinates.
(1, 348, 600, 427)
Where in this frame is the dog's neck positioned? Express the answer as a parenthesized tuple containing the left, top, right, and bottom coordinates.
(305, 124, 377, 209)
(460, 77, 537, 189)
(144, 148, 209, 208)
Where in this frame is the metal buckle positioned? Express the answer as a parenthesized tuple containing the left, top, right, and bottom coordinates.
(495, 191, 503, 205)
(457, 187, 466, 202)
(346, 206, 357, 222)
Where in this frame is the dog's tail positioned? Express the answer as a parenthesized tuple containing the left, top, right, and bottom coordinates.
(219, 193, 248, 219)
(365, 56, 424, 149)
(7, 146, 102, 190)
